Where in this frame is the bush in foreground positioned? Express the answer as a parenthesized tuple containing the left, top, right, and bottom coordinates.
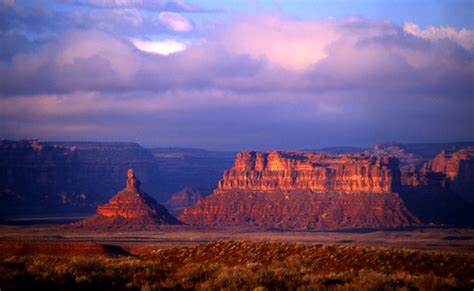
(1, 241, 472, 290)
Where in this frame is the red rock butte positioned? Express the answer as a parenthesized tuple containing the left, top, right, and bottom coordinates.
(74, 169, 180, 229)
(180, 151, 420, 230)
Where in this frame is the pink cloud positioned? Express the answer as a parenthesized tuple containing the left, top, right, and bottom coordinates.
(1, 13, 472, 148)
(219, 14, 340, 71)
(1, 15, 472, 97)
(158, 12, 192, 32)
(404, 22, 474, 50)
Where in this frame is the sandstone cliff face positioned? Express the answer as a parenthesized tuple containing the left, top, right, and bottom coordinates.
(180, 151, 419, 230)
(219, 152, 401, 193)
(428, 147, 474, 181)
(75, 169, 180, 229)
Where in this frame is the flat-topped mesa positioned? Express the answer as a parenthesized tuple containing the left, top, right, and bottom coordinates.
(180, 151, 418, 230)
(218, 151, 400, 193)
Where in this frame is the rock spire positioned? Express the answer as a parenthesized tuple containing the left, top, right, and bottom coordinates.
(72, 169, 181, 229)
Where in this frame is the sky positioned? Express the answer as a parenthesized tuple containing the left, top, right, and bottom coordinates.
(0, 0, 473, 150)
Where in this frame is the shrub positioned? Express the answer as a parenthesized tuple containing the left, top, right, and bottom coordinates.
(0, 241, 472, 290)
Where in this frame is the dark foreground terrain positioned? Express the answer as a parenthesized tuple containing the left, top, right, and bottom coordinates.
(0, 226, 473, 290)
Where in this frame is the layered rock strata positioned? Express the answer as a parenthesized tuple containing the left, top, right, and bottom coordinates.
(180, 151, 419, 229)
(429, 147, 474, 181)
(219, 152, 401, 193)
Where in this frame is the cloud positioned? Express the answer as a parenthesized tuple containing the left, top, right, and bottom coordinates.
(0, 1, 191, 37)
(1, 0, 15, 8)
(219, 15, 340, 71)
(2, 15, 473, 95)
(0, 32, 42, 61)
(158, 11, 192, 32)
(56, 31, 138, 76)
(131, 38, 187, 55)
(1, 14, 473, 149)
(404, 22, 474, 50)
(0, 30, 142, 94)
(59, 0, 207, 12)
(89, 0, 147, 6)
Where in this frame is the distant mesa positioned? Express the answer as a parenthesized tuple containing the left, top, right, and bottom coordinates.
(401, 147, 474, 187)
(368, 144, 425, 171)
(0, 139, 162, 215)
(398, 146, 474, 226)
(429, 147, 474, 183)
(150, 147, 235, 198)
(165, 186, 212, 216)
(180, 151, 420, 230)
(72, 169, 181, 230)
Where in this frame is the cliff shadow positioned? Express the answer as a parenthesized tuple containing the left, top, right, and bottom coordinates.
(399, 185, 474, 228)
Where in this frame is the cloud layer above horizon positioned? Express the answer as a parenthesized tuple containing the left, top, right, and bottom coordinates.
(0, 0, 473, 150)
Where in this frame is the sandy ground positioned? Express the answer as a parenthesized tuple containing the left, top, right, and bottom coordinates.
(0, 225, 473, 254)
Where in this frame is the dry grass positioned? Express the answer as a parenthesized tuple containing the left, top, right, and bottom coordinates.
(1, 241, 473, 290)
(1, 225, 473, 253)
